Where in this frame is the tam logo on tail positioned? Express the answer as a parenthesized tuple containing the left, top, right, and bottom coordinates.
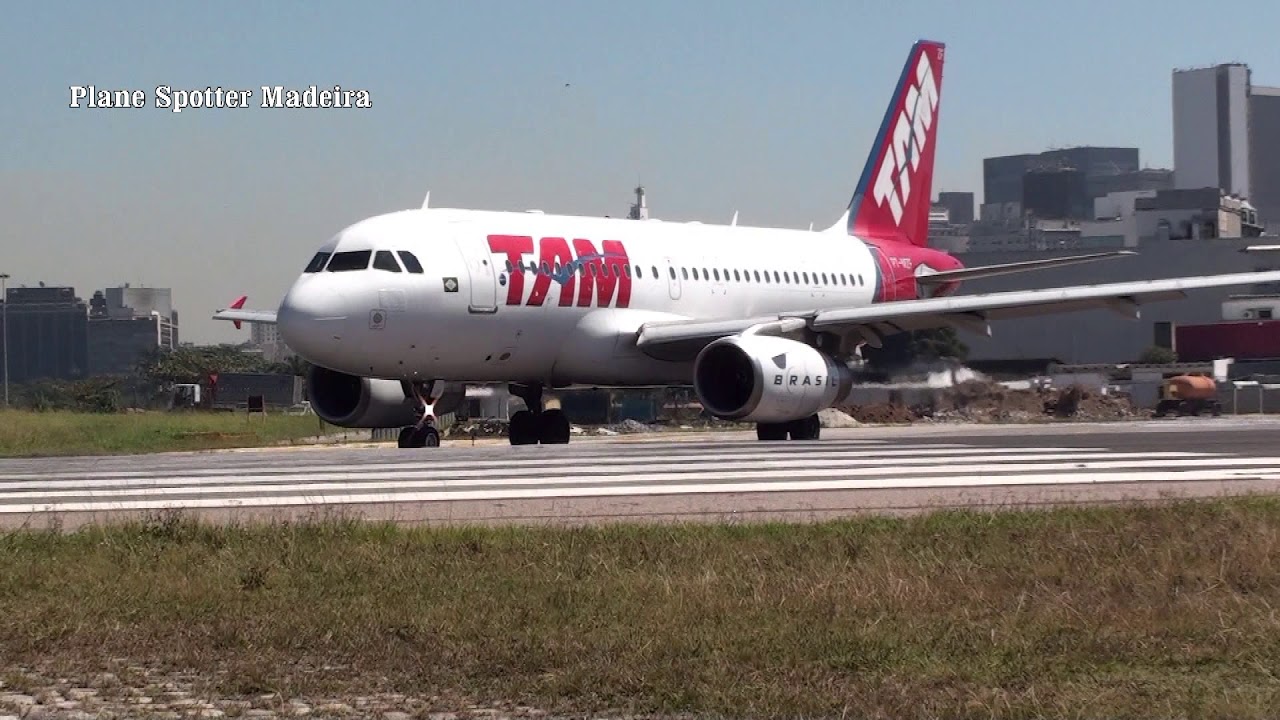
(845, 40, 945, 247)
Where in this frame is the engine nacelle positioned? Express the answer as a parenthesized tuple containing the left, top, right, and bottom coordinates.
(306, 366, 465, 428)
(693, 335, 853, 423)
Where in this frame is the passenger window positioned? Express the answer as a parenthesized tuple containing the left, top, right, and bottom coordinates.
(373, 250, 402, 273)
(304, 252, 330, 273)
(733, 270, 741, 282)
(713, 269, 721, 281)
(590, 265, 598, 277)
(651, 265, 658, 278)
(763, 271, 770, 284)
(840, 274, 848, 286)
(821, 273, 828, 284)
(397, 251, 425, 274)
(327, 250, 372, 272)
(669, 267, 676, 279)
(753, 270, 761, 282)
(773, 271, 781, 283)
(602, 264, 611, 278)
(624, 263, 631, 276)
(541, 261, 550, 275)
(803, 272, 810, 284)
(505, 260, 513, 272)
(681, 268, 689, 280)
(858, 274, 864, 286)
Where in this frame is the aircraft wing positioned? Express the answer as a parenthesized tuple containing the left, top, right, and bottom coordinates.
(636, 270, 1280, 357)
(914, 251, 1135, 285)
(212, 308, 278, 325)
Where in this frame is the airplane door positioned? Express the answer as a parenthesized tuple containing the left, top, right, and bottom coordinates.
(455, 235, 498, 314)
(665, 257, 681, 300)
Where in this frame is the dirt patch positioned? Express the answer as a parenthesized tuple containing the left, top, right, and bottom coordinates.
(843, 380, 1143, 424)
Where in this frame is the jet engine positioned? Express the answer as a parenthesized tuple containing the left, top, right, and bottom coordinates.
(693, 335, 853, 423)
(306, 366, 465, 428)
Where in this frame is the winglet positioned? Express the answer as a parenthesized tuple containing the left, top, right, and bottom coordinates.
(228, 295, 248, 330)
(421, 191, 431, 210)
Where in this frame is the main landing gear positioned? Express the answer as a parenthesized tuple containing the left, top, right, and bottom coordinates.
(756, 414, 821, 441)
(398, 380, 443, 448)
(508, 382, 571, 446)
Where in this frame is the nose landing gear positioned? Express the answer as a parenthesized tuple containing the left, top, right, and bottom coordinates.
(397, 381, 443, 448)
(508, 382, 571, 445)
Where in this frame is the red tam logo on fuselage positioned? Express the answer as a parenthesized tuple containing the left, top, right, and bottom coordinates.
(487, 234, 632, 308)
(872, 52, 940, 226)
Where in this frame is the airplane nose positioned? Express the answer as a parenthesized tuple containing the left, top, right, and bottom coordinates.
(277, 279, 350, 362)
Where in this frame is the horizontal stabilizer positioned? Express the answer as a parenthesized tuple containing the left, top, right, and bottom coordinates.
(915, 251, 1136, 285)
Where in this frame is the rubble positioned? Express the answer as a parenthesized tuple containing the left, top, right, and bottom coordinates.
(842, 379, 1143, 425)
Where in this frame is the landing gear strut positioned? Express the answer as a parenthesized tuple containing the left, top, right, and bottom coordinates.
(756, 414, 821, 441)
(398, 380, 443, 448)
(508, 382, 571, 446)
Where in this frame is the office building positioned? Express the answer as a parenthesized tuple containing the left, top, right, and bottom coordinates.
(1251, 85, 1280, 230)
(0, 286, 89, 385)
(1173, 63, 1252, 197)
(87, 285, 179, 375)
(936, 191, 974, 225)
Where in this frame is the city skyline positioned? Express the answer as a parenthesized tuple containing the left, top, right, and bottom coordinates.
(4, 1, 1280, 343)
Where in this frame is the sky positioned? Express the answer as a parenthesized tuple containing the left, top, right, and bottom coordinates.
(3, 0, 1280, 344)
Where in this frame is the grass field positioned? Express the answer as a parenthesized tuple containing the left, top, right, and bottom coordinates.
(3, 500, 1280, 717)
(0, 409, 338, 457)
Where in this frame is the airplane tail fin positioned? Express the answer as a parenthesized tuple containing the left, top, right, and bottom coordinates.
(229, 295, 247, 330)
(839, 39, 945, 247)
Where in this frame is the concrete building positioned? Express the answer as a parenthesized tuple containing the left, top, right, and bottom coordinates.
(983, 147, 1141, 216)
(1251, 85, 1280, 231)
(249, 321, 292, 362)
(0, 286, 88, 385)
(87, 285, 180, 375)
(1173, 64, 1252, 198)
(936, 191, 974, 225)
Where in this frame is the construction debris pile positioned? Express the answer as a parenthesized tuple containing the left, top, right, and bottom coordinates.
(842, 379, 1143, 425)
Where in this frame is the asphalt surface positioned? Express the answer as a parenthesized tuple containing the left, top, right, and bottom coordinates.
(3, 417, 1280, 529)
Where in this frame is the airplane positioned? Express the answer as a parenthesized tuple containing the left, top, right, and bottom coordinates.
(216, 39, 1280, 448)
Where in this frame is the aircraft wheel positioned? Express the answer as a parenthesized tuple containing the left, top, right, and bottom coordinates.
(756, 423, 788, 441)
(539, 409, 572, 445)
(509, 410, 538, 445)
(788, 414, 821, 440)
(397, 427, 417, 448)
(420, 427, 440, 447)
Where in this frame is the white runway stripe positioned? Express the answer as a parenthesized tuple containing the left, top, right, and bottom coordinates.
(3, 439, 1278, 517)
(5, 467, 1280, 515)
(0, 451, 1214, 493)
(0, 444, 1064, 482)
(2, 456, 1278, 503)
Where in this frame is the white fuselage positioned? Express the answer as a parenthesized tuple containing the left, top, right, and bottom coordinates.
(278, 208, 901, 388)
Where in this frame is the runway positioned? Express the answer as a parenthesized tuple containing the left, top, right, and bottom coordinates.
(3, 418, 1280, 529)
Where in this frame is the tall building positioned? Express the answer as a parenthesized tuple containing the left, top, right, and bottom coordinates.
(0, 286, 88, 385)
(1173, 63, 1252, 197)
(983, 147, 1141, 217)
(87, 285, 179, 375)
(936, 191, 974, 225)
(1252, 85, 1280, 230)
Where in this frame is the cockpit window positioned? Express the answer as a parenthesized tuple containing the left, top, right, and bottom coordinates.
(304, 252, 330, 273)
(373, 250, 402, 273)
(326, 250, 372, 272)
(398, 251, 425, 274)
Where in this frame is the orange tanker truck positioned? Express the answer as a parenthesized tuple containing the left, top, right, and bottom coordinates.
(1153, 375, 1222, 417)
